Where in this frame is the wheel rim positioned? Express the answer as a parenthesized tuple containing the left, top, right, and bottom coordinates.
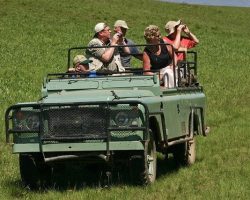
(187, 138, 196, 164)
(146, 139, 156, 182)
(147, 155, 154, 176)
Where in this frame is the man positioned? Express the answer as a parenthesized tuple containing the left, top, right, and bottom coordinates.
(114, 20, 142, 68)
(163, 20, 199, 61)
(68, 55, 93, 73)
(86, 22, 130, 72)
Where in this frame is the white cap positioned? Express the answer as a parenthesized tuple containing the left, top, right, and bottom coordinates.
(94, 22, 106, 33)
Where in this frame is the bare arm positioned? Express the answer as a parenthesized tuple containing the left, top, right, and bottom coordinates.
(183, 25, 199, 44)
(118, 38, 130, 54)
(100, 33, 122, 62)
(143, 52, 153, 75)
(100, 42, 117, 62)
(167, 45, 177, 68)
(171, 24, 186, 50)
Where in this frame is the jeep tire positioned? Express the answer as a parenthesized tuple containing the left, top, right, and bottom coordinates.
(19, 153, 52, 190)
(173, 138, 196, 166)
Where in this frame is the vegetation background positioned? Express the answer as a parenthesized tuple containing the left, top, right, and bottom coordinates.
(0, 0, 249, 199)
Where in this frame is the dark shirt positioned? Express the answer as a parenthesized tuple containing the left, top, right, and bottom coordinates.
(144, 39, 172, 70)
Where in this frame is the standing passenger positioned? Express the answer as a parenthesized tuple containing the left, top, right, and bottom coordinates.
(143, 25, 175, 88)
(86, 22, 130, 72)
(163, 20, 199, 62)
(114, 20, 142, 68)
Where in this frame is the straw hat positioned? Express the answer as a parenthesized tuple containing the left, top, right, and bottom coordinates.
(165, 20, 181, 36)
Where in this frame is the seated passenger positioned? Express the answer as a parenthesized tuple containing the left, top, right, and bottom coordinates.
(86, 22, 130, 73)
(143, 25, 175, 88)
(68, 55, 93, 73)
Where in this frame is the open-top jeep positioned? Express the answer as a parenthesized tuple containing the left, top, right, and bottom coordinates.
(5, 44, 207, 189)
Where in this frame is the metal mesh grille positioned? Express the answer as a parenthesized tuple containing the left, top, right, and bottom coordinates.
(111, 130, 143, 141)
(7, 103, 146, 142)
(42, 106, 107, 140)
(12, 107, 40, 132)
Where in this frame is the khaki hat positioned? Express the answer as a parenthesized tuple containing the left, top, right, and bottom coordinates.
(94, 22, 107, 33)
(165, 20, 181, 36)
(73, 55, 92, 66)
(114, 20, 129, 29)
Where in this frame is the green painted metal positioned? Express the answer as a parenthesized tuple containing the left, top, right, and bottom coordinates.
(4, 48, 208, 187)
(12, 141, 144, 153)
(6, 73, 206, 152)
(5, 57, 207, 166)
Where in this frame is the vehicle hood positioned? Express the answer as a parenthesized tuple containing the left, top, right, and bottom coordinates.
(41, 89, 155, 104)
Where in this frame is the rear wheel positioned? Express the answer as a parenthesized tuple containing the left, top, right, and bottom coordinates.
(19, 154, 52, 190)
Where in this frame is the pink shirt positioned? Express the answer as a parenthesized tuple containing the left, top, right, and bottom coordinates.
(163, 36, 197, 61)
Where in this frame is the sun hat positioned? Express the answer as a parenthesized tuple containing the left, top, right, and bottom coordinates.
(114, 20, 129, 29)
(165, 20, 181, 36)
(73, 55, 92, 66)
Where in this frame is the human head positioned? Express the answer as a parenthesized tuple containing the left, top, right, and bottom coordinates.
(165, 20, 181, 36)
(73, 55, 92, 72)
(144, 25, 161, 44)
(114, 20, 129, 36)
(93, 22, 111, 41)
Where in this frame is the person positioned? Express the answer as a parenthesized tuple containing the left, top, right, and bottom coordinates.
(143, 25, 175, 88)
(68, 55, 93, 73)
(86, 22, 130, 73)
(113, 20, 142, 68)
(163, 20, 199, 61)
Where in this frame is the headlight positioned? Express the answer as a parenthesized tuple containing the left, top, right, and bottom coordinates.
(115, 111, 129, 126)
(12, 110, 40, 132)
(112, 107, 142, 127)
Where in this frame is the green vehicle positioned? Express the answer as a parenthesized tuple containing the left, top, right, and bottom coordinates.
(5, 45, 208, 189)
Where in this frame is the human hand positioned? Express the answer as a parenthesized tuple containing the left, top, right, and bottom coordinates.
(112, 32, 122, 44)
(177, 24, 186, 32)
(117, 32, 124, 43)
(75, 64, 89, 72)
(75, 65, 81, 72)
(183, 25, 190, 34)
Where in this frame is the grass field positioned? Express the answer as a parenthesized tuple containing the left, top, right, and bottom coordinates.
(0, 0, 249, 199)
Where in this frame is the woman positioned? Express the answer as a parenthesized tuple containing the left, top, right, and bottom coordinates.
(143, 25, 175, 88)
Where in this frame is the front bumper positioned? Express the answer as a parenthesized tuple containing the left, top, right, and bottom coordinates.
(12, 141, 144, 153)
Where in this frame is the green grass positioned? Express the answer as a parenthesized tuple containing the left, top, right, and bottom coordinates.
(0, 0, 250, 199)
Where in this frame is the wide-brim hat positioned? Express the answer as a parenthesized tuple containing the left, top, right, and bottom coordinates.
(73, 55, 92, 66)
(114, 20, 129, 29)
(165, 20, 181, 36)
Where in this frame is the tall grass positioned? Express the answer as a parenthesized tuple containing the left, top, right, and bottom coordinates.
(0, 0, 249, 199)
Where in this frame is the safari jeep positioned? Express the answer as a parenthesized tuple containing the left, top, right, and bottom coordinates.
(5, 45, 208, 189)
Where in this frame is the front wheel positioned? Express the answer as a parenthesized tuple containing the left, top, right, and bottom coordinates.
(143, 136, 157, 184)
(130, 133, 157, 185)
(19, 154, 52, 190)
(173, 138, 196, 166)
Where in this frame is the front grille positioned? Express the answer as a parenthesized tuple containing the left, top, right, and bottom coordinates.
(6, 102, 147, 144)
(42, 106, 107, 140)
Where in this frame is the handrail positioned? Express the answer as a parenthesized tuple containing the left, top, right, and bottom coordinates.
(67, 43, 175, 68)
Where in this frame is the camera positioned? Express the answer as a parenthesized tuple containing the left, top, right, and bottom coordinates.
(117, 32, 123, 37)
